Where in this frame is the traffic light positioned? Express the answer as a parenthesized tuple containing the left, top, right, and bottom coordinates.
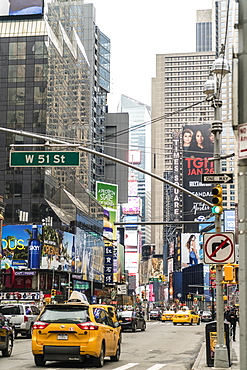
(224, 264, 234, 281)
(51, 289, 56, 297)
(223, 264, 239, 283)
(212, 185, 223, 214)
(141, 291, 145, 299)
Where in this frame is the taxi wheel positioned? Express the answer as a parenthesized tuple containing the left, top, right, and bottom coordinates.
(94, 344, 105, 367)
(173, 322, 177, 325)
(197, 319, 201, 325)
(110, 341, 121, 362)
(2, 335, 13, 357)
(34, 354, 46, 367)
(189, 320, 193, 325)
(132, 323, 136, 332)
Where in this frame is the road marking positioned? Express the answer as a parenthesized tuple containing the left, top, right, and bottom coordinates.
(113, 364, 139, 370)
(112, 364, 166, 370)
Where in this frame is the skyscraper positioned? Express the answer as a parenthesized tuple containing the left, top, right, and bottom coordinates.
(118, 95, 152, 245)
(0, 0, 110, 225)
(151, 51, 215, 254)
(196, 9, 212, 52)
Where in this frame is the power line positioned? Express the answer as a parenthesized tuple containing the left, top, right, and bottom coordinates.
(105, 99, 207, 140)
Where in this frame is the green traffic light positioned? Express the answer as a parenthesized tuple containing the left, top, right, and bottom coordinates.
(212, 205, 223, 214)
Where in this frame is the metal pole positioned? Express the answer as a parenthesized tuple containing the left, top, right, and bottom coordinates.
(212, 99, 229, 368)
(238, 2, 247, 368)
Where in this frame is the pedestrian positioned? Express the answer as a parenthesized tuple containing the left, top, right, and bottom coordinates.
(226, 307, 238, 341)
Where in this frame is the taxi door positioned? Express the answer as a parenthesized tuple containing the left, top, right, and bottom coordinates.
(95, 309, 116, 355)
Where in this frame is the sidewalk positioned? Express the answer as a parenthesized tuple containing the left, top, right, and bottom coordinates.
(192, 331, 240, 370)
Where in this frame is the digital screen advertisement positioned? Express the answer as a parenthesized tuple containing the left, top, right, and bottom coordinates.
(0, 1, 44, 17)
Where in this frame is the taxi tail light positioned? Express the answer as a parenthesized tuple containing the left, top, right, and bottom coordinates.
(32, 321, 50, 330)
(77, 322, 99, 330)
(125, 318, 132, 321)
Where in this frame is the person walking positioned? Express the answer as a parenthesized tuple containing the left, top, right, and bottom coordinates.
(226, 307, 238, 341)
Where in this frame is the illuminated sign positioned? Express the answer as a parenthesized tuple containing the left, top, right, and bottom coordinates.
(0, 1, 44, 17)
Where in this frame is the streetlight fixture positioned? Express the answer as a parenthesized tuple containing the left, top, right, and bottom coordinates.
(203, 45, 231, 369)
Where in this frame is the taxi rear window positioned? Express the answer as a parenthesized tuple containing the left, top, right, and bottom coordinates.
(40, 306, 89, 323)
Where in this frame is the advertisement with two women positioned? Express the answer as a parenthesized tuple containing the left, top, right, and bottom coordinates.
(182, 123, 214, 229)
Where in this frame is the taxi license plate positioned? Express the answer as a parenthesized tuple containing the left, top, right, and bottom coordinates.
(57, 333, 68, 340)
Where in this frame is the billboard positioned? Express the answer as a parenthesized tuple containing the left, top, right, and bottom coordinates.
(181, 233, 201, 269)
(0, 1, 44, 17)
(122, 196, 142, 215)
(182, 124, 214, 229)
(96, 181, 118, 285)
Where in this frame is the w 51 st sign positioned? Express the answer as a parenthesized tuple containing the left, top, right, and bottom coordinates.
(10, 151, 80, 167)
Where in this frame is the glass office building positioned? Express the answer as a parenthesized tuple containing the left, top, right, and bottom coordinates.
(0, 0, 106, 225)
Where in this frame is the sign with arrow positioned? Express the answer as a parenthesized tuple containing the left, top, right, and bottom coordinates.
(203, 232, 235, 264)
(201, 173, 233, 184)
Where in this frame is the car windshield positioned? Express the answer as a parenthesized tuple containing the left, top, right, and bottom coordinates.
(39, 306, 89, 323)
(0, 305, 21, 315)
(118, 311, 133, 318)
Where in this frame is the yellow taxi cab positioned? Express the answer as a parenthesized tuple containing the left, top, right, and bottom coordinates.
(91, 304, 122, 341)
(172, 309, 201, 326)
(32, 292, 121, 367)
(161, 310, 175, 322)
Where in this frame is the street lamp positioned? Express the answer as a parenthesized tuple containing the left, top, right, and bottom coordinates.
(203, 45, 231, 369)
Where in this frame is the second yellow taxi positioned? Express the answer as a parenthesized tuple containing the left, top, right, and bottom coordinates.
(172, 309, 200, 326)
(161, 310, 175, 322)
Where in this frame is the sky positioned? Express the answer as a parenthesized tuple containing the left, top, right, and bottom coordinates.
(84, 0, 213, 112)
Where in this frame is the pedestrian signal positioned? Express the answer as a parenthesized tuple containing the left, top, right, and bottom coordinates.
(224, 264, 234, 281)
(212, 185, 223, 214)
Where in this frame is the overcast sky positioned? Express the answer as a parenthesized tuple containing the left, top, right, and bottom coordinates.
(84, 0, 213, 112)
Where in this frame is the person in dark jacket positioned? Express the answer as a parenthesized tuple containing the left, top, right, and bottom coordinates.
(9, 0, 43, 15)
(226, 308, 238, 341)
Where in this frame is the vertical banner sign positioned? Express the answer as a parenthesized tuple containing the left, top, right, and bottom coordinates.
(182, 124, 214, 231)
(172, 131, 183, 222)
(96, 182, 118, 285)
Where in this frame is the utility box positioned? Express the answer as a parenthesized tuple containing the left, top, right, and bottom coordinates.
(205, 321, 232, 367)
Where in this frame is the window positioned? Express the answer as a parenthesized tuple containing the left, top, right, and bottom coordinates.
(8, 87, 25, 104)
(9, 42, 26, 60)
(8, 65, 25, 82)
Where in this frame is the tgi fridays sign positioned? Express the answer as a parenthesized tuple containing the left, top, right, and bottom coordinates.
(0, 291, 41, 301)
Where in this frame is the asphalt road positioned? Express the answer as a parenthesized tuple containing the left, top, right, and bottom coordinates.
(0, 320, 206, 370)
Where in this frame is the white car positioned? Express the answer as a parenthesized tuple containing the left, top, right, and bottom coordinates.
(0, 303, 40, 338)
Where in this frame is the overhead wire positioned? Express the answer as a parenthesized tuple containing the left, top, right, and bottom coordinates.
(105, 98, 208, 140)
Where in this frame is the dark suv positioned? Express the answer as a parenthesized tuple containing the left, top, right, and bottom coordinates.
(0, 313, 14, 357)
(118, 311, 146, 332)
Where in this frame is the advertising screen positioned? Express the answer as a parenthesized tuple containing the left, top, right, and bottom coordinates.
(0, 1, 44, 17)
(182, 124, 214, 230)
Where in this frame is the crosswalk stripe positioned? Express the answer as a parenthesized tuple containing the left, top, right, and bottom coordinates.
(146, 365, 166, 369)
(112, 363, 139, 370)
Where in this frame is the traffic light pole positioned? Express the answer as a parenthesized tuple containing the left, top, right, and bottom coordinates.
(212, 104, 229, 368)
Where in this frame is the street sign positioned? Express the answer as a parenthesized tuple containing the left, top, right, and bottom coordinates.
(10, 151, 80, 167)
(201, 173, 233, 184)
(203, 232, 235, 264)
(117, 285, 127, 295)
(149, 277, 159, 281)
(238, 122, 247, 158)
